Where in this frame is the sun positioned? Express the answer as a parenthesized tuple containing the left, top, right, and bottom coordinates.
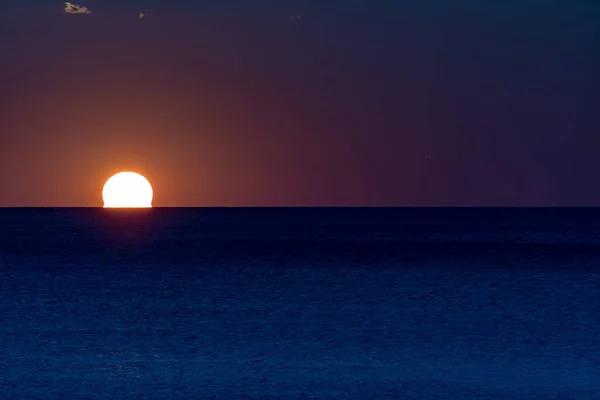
(102, 172, 153, 208)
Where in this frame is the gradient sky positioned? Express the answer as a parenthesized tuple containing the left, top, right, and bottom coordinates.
(1, 1, 598, 206)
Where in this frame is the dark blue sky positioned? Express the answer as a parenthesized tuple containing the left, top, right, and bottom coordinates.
(0, 1, 598, 206)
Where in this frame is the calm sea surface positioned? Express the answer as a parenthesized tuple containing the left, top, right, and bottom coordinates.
(0, 208, 599, 399)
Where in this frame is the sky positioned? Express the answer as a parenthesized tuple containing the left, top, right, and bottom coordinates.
(0, 1, 598, 206)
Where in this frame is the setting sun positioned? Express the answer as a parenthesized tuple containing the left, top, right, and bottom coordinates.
(102, 172, 153, 208)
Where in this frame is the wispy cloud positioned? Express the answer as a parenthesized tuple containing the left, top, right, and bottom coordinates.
(64, 2, 91, 15)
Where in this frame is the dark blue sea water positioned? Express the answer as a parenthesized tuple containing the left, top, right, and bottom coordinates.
(1, 207, 599, 399)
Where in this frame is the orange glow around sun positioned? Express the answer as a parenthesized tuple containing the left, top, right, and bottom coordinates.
(102, 172, 153, 208)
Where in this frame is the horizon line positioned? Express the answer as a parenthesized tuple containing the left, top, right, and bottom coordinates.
(0, 205, 598, 209)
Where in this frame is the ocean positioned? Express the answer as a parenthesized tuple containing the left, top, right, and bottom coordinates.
(0, 207, 599, 399)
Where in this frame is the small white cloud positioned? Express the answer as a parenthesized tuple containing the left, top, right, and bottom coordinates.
(64, 2, 91, 15)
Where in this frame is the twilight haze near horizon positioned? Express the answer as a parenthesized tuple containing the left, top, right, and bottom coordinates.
(0, 1, 598, 206)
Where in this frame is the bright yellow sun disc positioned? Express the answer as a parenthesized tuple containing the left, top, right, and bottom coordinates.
(102, 172, 153, 208)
